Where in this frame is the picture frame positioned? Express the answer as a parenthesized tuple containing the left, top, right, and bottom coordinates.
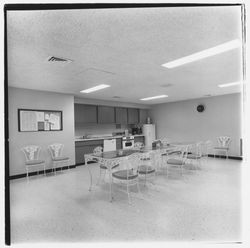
(18, 109, 63, 132)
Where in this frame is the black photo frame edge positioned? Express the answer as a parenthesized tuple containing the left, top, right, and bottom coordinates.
(17, 108, 63, 132)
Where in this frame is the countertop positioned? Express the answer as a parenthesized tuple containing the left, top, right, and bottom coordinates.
(75, 134, 144, 142)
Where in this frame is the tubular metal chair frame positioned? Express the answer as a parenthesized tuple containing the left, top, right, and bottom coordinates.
(166, 145, 189, 176)
(94, 146, 120, 185)
(112, 153, 141, 204)
(48, 143, 70, 175)
(138, 151, 157, 186)
(93, 146, 106, 184)
(213, 136, 231, 159)
(21, 145, 46, 181)
(201, 140, 213, 163)
(186, 142, 203, 169)
(133, 142, 144, 150)
(160, 138, 169, 147)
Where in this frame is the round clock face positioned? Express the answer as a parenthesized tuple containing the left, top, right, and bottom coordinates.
(197, 104, 205, 112)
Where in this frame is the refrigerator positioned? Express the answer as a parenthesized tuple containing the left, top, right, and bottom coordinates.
(142, 124, 156, 148)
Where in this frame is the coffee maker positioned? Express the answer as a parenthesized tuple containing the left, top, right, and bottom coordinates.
(132, 126, 142, 135)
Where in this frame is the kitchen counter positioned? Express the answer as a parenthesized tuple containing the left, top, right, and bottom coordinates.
(75, 134, 144, 142)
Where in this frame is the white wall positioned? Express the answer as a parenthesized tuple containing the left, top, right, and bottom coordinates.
(8, 87, 75, 176)
(149, 93, 243, 157)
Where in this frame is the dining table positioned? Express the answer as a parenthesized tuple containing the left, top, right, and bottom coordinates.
(84, 145, 177, 202)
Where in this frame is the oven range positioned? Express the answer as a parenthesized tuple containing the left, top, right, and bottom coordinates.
(122, 136, 135, 149)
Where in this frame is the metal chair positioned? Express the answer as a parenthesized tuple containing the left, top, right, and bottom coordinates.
(48, 143, 70, 174)
(133, 142, 144, 150)
(138, 151, 157, 186)
(112, 152, 141, 204)
(186, 142, 203, 169)
(159, 138, 171, 168)
(21, 145, 46, 181)
(167, 145, 189, 176)
(201, 140, 213, 163)
(214, 136, 231, 159)
(160, 138, 169, 146)
(94, 146, 119, 185)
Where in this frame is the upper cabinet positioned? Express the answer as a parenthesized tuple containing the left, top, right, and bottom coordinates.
(74, 104, 97, 124)
(139, 109, 148, 124)
(115, 107, 128, 124)
(75, 103, 147, 125)
(127, 108, 139, 124)
(98, 106, 115, 124)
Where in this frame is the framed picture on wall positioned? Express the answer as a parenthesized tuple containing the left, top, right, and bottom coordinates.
(18, 109, 63, 132)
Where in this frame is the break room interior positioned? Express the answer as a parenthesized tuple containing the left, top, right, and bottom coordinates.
(5, 3, 247, 244)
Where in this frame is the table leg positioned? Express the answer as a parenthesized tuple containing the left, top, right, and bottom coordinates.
(85, 158, 93, 192)
(108, 167, 113, 202)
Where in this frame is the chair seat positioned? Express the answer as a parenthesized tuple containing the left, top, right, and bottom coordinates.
(214, 147, 229, 150)
(167, 158, 183, 165)
(52, 156, 69, 161)
(187, 154, 202, 159)
(138, 165, 155, 174)
(25, 159, 45, 166)
(112, 169, 138, 180)
(140, 157, 150, 161)
(161, 150, 181, 156)
(100, 163, 119, 170)
(168, 151, 181, 155)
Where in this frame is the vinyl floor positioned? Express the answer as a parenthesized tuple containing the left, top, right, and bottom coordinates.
(10, 157, 242, 244)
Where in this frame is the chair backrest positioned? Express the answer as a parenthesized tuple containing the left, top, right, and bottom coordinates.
(180, 145, 189, 161)
(125, 152, 142, 171)
(134, 142, 144, 150)
(204, 140, 213, 155)
(160, 138, 169, 146)
(93, 146, 103, 156)
(196, 142, 203, 156)
(48, 143, 64, 159)
(188, 142, 202, 156)
(217, 136, 231, 148)
(21, 145, 41, 161)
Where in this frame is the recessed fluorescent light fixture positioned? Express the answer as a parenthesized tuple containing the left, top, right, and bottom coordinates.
(140, 95, 168, 101)
(80, 84, 110, 93)
(218, 81, 241, 88)
(162, 39, 241, 69)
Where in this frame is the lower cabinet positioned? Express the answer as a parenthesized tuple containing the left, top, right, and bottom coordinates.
(134, 136, 145, 145)
(116, 138, 122, 150)
(75, 140, 103, 165)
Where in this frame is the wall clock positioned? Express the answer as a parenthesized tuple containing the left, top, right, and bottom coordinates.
(197, 104, 205, 113)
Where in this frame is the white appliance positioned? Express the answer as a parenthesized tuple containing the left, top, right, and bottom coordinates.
(104, 138, 117, 152)
(142, 124, 156, 148)
(122, 136, 135, 149)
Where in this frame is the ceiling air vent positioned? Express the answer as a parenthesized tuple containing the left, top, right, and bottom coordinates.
(47, 56, 72, 64)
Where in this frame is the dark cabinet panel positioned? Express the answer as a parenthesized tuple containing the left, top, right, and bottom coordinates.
(75, 140, 103, 164)
(139, 109, 148, 124)
(134, 136, 145, 144)
(128, 108, 139, 124)
(74, 104, 97, 124)
(115, 107, 128, 124)
(98, 106, 115, 123)
(116, 138, 122, 150)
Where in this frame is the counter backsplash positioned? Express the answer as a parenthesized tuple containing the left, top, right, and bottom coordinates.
(75, 123, 131, 137)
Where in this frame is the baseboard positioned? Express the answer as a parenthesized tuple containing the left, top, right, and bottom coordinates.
(75, 161, 96, 166)
(9, 164, 76, 180)
(208, 154, 243, 160)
